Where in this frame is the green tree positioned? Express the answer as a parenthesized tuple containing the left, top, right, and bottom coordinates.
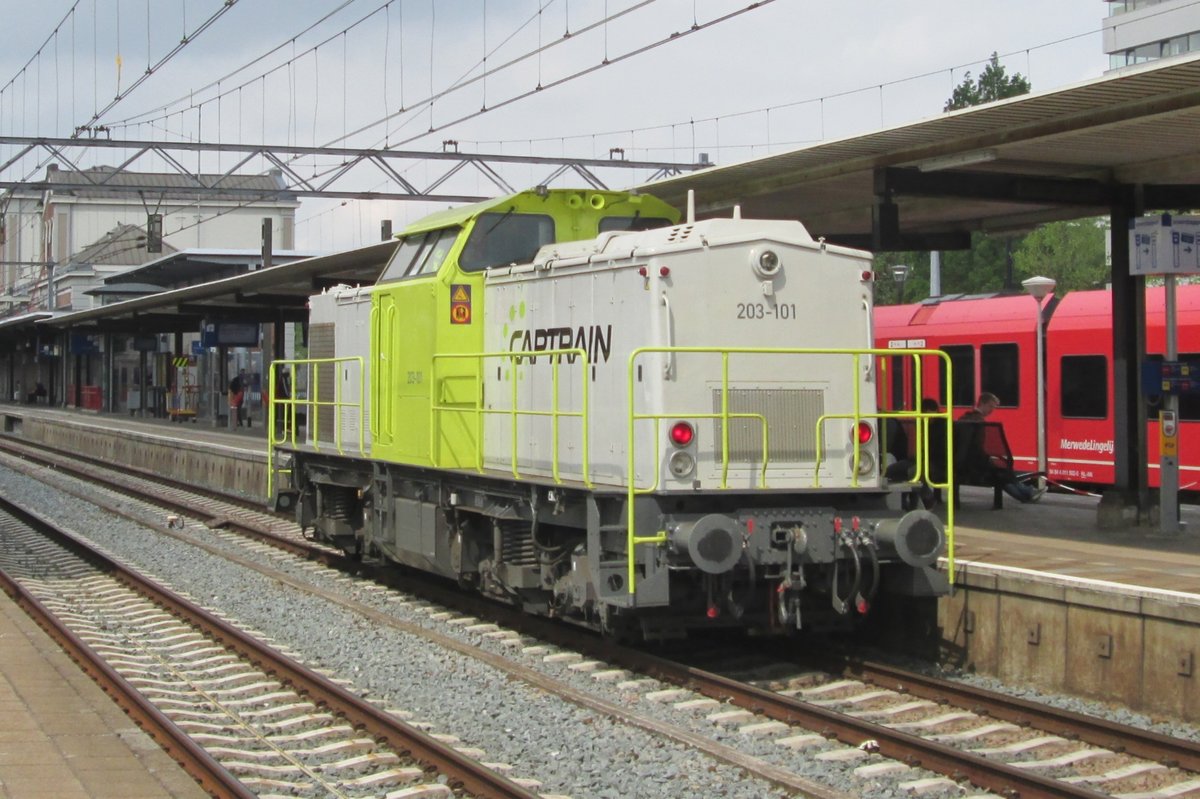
(1012, 218, 1109, 292)
(874, 53, 1038, 303)
(945, 52, 1031, 111)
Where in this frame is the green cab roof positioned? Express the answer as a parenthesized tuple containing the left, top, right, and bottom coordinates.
(398, 188, 679, 237)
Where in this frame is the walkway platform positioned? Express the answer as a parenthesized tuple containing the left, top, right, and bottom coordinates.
(949, 486, 1200, 596)
(0, 589, 208, 798)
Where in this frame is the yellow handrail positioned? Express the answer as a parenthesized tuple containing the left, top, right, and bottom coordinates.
(265, 356, 366, 500)
(624, 345, 955, 594)
(430, 348, 591, 487)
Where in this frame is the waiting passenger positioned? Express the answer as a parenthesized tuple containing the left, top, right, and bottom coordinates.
(27, 382, 46, 404)
(958, 392, 1044, 504)
(958, 391, 999, 422)
(228, 369, 247, 428)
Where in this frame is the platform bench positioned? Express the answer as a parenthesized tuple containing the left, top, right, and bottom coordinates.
(953, 421, 1017, 509)
(884, 418, 1020, 510)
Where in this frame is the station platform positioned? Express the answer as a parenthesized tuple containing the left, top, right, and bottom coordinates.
(949, 487, 1200, 596)
(0, 589, 209, 798)
(1, 402, 1198, 721)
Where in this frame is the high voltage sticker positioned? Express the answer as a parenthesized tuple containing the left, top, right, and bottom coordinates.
(450, 283, 472, 324)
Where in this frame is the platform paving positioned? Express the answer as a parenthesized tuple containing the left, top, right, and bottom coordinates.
(0, 590, 209, 799)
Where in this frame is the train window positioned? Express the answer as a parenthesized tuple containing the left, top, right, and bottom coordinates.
(378, 227, 461, 283)
(888, 355, 907, 410)
(1060, 355, 1107, 419)
(599, 216, 674, 233)
(460, 212, 555, 272)
(409, 227, 459, 276)
(1144, 353, 1200, 421)
(980, 343, 1020, 408)
(939, 345, 975, 410)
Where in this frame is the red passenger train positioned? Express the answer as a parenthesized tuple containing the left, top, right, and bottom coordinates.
(874, 286, 1200, 492)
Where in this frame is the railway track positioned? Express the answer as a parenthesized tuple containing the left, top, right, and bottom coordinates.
(0, 491, 539, 799)
(2, 435, 1199, 798)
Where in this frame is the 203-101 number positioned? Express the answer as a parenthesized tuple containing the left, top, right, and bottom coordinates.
(737, 302, 797, 320)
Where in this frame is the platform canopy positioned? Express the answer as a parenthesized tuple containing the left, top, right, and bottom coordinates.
(39, 240, 395, 334)
(643, 54, 1200, 251)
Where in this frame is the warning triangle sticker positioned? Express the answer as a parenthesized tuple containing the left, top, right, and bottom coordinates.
(451, 285, 470, 302)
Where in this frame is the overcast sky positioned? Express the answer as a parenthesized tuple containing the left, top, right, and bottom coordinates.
(0, 1, 1109, 250)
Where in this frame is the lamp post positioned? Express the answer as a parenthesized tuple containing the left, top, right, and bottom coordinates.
(891, 263, 910, 305)
(1022, 276, 1056, 489)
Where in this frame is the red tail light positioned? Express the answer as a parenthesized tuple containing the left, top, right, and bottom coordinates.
(669, 421, 695, 447)
(853, 421, 873, 445)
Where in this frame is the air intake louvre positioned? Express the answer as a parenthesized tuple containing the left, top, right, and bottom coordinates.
(309, 323, 336, 441)
(712, 388, 825, 463)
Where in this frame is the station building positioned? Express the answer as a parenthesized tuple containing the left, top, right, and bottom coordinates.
(0, 165, 307, 418)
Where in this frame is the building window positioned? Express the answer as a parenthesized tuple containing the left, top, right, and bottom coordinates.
(1133, 42, 1160, 63)
(1165, 34, 1190, 56)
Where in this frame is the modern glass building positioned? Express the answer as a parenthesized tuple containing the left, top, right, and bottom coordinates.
(1104, 0, 1200, 70)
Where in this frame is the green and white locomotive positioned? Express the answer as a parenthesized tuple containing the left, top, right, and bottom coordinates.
(270, 188, 949, 639)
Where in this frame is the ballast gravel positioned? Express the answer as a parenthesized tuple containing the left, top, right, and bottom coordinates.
(11, 462, 1197, 797)
(0, 466, 799, 798)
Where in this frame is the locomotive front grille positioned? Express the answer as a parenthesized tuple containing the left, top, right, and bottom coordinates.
(712, 388, 825, 463)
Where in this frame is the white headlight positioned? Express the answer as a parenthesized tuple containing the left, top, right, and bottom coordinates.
(669, 451, 696, 478)
(751, 248, 782, 279)
(849, 451, 876, 477)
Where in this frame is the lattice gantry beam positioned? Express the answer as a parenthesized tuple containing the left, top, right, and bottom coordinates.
(0, 136, 707, 203)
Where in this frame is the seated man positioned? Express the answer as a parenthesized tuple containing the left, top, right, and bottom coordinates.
(957, 394, 1045, 504)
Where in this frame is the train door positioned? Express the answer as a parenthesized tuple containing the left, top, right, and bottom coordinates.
(371, 228, 460, 466)
(1048, 351, 1113, 485)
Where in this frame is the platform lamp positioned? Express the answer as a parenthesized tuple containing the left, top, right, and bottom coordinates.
(891, 263, 910, 305)
(1022, 275, 1057, 489)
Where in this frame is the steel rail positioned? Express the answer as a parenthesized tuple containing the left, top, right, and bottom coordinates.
(0, 493, 539, 799)
(616, 651, 1112, 799)
(840, 657, 1200, 772)
(0, 541, 254, 799)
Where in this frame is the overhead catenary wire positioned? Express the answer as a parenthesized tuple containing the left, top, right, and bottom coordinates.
(34, 0, 750, 252)
(103, 0, 369, 130)
(446, 9, 1193, 157)
(370, 1, 776, 153)
(74, 0, 240, 136)
(0, 0, 83, 100)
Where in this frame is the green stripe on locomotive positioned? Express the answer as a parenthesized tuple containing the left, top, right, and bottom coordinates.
(369, 188, 679, 468)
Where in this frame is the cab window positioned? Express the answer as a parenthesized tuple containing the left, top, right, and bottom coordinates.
(378, 227, 460, 282)
(459, 212, 555, 272)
